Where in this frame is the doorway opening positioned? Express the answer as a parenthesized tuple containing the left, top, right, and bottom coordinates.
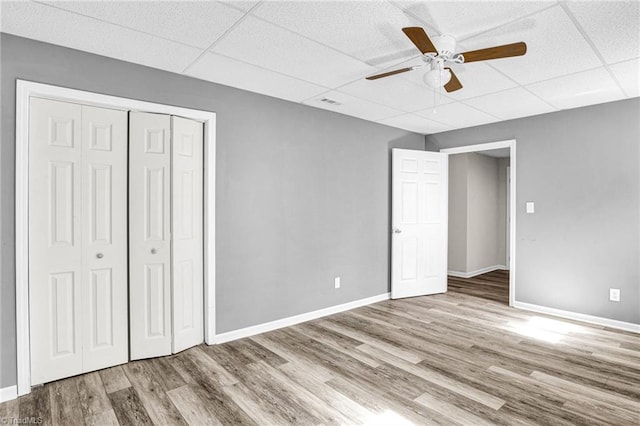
(440, 140, 516, 306)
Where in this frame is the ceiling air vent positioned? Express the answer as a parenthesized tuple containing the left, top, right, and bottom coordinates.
(319, 97, 342, 106)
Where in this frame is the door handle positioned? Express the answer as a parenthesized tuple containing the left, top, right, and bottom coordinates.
(151, 248, 157, 254)
(96, 253, 104, 259)
(393, 228, 402, 234)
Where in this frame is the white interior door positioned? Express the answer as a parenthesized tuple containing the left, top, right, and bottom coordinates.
(171, 116, 204, 353)
(391, 149, 448, 299)
(129, 112, 172, 360)
(81, 105, 128, 372)
(29, 98, 128, 385)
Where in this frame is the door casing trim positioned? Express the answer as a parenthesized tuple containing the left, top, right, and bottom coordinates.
(439, 139, 516, 307)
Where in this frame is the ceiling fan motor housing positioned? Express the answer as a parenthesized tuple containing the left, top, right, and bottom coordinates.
(432, 34, 457, 58)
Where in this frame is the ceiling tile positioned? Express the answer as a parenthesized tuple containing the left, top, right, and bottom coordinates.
(461, 6, 602, 85)
(609, 58, 640, 98)
(43, 0, 245, 49)
(414, 102, 500, 128)
(340, 76, 455, 113)
(464, 87, 556, 120)
(222, 1, 260, 13)
(0, 1, 201, 73)
(526, 67, 626, 110)
(378, 113, 454, 135)
(302, 91, 404, 122)
(211, 16, 376, 87)
(402, 62, 518, 100)
(186, 52, 329, 103)
(398, 0, 555, 40)
(252, 1, 426, 66)
(565, 0, 640, 64)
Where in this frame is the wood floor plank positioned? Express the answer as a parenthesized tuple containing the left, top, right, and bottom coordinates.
(86, 409, 120, 426)
(49, 377, 84, 425)
(172, 350, 257, 425)
(18, 385, 51, 425)
(108, 388, 153, 426)
(3, 271, 639, 425)
(75, 372, 113, 422)
(166, 385, 221, 426)
(99, 366, 131, 394)
(0, 397, 19, 421)
(148, 356, 187, 392)
(121, 361, 187, 425)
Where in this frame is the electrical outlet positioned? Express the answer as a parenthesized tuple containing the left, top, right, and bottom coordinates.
(334, 277, 341, 289)
(609, 288, 620, 302)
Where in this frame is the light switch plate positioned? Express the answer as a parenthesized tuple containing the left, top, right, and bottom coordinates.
(526, 202, 535, 213)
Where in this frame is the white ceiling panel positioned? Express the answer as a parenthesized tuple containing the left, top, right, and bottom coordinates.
(526, 67, 626, 110)
(461, 6, 602, 85)
(0, 1, 201, 73)
(186, 52, 329, 103)
(302, 91, 404, 122)
(464, 87, 556, 120)
(211, 16, 376, 88)
(252, 1, 426, 66)
(1, 0, 636, 136)
(222, 1, 260, 13)
(565, 0, 640, 65)
(403, 62, 518, 100)
(399, 0, 555, 41)
(414, 102, 500, 128)
(609, 58, 640, 98)
(42, 0, 245, 49)
(378, 113, 454, 135)
(339, 76, 455, 113)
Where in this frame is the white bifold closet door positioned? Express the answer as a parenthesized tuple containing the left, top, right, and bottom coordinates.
(129, 112, 204, 360)
(29, 98, 128, 385)
(171, 116, 204, 354)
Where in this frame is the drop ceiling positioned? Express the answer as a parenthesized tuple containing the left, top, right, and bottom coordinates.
(1, 1, 638, 135)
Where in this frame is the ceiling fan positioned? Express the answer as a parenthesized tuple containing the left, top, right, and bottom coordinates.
(366, 27, 527, 93)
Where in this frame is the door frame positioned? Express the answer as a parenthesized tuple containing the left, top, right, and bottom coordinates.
(439, 139, 516, 307)
(15, 80, 217, 396)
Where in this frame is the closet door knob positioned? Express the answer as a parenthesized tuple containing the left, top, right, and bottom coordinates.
(96, 253, 104, 259)
(151, 248, 157, 254)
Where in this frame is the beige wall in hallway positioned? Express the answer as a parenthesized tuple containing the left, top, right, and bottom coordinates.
(448, 153, 509, 274)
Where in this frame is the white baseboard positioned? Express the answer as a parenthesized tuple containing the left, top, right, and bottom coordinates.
(448, 265, 508, 279)
(0, 385, 17, 403)
(214, 293, 391, 344)
(513, 301, 640, 334)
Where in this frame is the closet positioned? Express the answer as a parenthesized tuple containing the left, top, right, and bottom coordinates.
(28, 98, 204, 386)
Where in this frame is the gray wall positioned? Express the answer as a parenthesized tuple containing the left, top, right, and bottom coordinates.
(0, 34, 424, 388)
(428, 98, 640, 325)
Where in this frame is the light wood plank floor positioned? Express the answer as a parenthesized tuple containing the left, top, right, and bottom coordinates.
(448, 270, 510, 305)
(2, 278, 639, 425)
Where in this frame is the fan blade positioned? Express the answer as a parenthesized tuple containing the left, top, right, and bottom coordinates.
(444, 68, 462, 92)
(366, 67, 413, 80)
(462, 41, 527, 63)
(402, 27, 438, 55)
(460, 42, 527, 63)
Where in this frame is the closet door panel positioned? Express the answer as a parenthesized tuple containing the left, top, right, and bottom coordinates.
(171, 116, 204, 353)
(29, 98, 83, 385)
(129, 112, 172, 360)
(81, 105, 128, 371)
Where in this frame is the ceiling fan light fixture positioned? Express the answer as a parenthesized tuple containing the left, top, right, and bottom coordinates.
(423, 68, 452, 89)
